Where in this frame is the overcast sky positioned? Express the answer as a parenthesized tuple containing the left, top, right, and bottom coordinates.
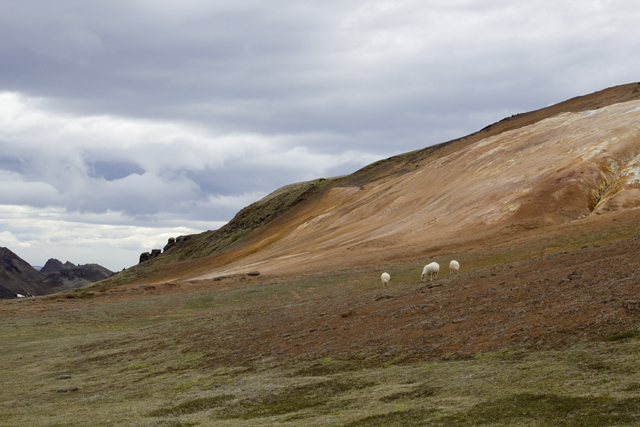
(1, 0, 639, 271)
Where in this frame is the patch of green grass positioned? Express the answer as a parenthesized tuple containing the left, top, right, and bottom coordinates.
(215, 379, 375, 419)
(294, 359, 371, 376)
(125, 363, 150, 370)
(436, 393, 640, 426)
(181, 294, 221, 311)
(473, 351, 512, 360)
(604, 330, 639, 341)
(345, 408, 437, 426)
(153, 420, 199, 427)
(64, 291, 95, 299)
(379, 383, 436, 402)
(348, 394, 640, 427)
(183, 353, 203, 361)
(149, 395, 235, 417)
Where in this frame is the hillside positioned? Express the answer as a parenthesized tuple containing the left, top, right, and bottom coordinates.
(101, 82, 640, 288)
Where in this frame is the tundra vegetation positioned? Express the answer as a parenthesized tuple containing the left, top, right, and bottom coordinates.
(2, 213, 640, 426)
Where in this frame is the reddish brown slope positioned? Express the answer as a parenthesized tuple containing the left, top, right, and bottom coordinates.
(185, 234, 640, 364)
(107, 82, 640, 286)
(185, 85, 640, 280)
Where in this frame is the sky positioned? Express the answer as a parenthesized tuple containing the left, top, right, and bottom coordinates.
(1, 0, 639, 271)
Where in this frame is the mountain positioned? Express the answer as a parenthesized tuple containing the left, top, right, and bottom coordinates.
(40, 258, 76, 275)
(99, 82, 640, 288)
(40, 258, 113, 291)
(0, 247, 50, 297)
(0, 249, 113, 299)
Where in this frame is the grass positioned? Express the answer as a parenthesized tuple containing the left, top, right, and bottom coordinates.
(214, 379, 376, 420)
(4, 284, 640, 427)
(436, 393, 640, 426)
(604, 330, 640, 341)
(149, 395, 236, 417)
(345, 394, 640, 426)
(379, 383, 436, 402)
(3, 223, 640, 426)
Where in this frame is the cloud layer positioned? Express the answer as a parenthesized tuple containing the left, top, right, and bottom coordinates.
(1, 0, 640, 269)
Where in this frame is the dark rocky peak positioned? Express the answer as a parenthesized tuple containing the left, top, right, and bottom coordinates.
(40, 258, 77, 274)
(1, 247, 43, 282)
(41, 262, 113, 291)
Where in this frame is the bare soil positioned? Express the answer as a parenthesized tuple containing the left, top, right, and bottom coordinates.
(181, 233, 640, 367)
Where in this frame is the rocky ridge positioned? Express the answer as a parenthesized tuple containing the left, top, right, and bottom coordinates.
(0, 249, 113, 299)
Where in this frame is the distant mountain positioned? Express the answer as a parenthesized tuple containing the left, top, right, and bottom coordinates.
(40, 258, 113, 291)
(0, 248, 113, 299)
(40, 258, 76, 275)
(0, 247, 50, 298)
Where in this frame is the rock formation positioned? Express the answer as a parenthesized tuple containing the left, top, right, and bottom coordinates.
(40, 260, 113, 291)
(0, 248, 113, 299)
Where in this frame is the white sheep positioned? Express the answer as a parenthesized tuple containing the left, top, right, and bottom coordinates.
(421, 262, 439, 281)
(16, 293, 25, 298)
(449, 260, 460, 274)
(381, 272, 391, 287)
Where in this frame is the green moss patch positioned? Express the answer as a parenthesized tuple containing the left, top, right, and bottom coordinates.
(379, 383, 436, 402)
(604, 330, 639, 341)
(149, 395, 235, 417)
(348, 394, 640, 426)
(215, 379, 375, 419)
(345, 408, 437, 426)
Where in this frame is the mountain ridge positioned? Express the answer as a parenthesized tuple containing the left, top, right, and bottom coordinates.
(0, 248, 113, 299)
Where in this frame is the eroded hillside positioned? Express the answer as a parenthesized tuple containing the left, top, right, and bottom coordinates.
(103, 82, 640, 286)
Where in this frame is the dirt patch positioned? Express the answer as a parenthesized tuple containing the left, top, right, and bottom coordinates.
(175, 233, 640, 366)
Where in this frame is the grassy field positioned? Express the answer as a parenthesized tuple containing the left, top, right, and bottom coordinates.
(3, 265, 640, 426)
(3, 215, 640, 426)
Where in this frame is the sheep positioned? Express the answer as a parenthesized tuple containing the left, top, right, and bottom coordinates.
(421, 262, 439, 281)
(449, 260, 460, 274)
(381, 272, 391, 287)
(16, 293, 25, 298)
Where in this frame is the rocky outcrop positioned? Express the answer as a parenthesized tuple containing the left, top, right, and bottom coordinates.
(139, 249, 162, 264)
(40, 258, 75, 275)
(139, 235, 194, 264)
(163, 237, 176, 252)
(40, 261, 113, 291)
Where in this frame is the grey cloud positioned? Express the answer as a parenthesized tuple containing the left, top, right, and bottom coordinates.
(85, 159, 145, 181)
(2, 0, 640, 270)
(0, 155, 26, 174)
